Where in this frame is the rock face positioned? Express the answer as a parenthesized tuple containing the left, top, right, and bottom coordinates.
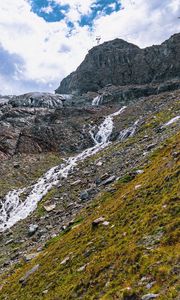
(0, 106, 96, 158)
(55, 33, 180, 95)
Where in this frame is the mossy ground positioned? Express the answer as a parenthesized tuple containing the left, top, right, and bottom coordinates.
(0, 133, 179, 300)
(0, 153, 62, 197)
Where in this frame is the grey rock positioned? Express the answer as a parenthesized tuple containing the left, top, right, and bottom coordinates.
(19, 264, 39, 285)
(92, 217, 105, 228)
(24, 252, 39, 262)
(13, 163, 20, 169)
(5, 239, 14, 245)
(141, 294, 159, 300)
(71, 179, 81, 186)
(80, 190, 89, 201)
(43, 204, 56, 212)
(28, 224, 38, 236)
(146, 143, 156, 151)
(146, 281, 156, 289)
(100, 175, 116, 186)
(60, 256, 70, 265)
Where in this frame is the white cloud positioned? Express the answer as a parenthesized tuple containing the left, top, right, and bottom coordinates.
(41, 6, 53, 14)
(0, 0, 179, 95)
(95, 0, 180, 47)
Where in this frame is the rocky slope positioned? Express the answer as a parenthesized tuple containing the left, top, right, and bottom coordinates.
(0, 87, 179, 299)
(0, 34, 180, 300)
(55, 33, 180, 95)
(0, 114, 179, 300)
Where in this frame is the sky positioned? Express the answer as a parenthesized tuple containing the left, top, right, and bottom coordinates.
(0, 0, 179, 95)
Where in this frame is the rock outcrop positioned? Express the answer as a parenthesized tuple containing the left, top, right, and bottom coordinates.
(0, 105, 98, 158)
(55, 33, 180, 95)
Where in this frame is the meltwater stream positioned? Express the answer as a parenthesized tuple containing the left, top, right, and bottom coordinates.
(92, 95, 103, 106)
(0, 107, 126, 231)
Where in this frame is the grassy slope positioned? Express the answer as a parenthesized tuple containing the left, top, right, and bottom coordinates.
(0, 133, 179, 300)
(0, 153, 62, 197)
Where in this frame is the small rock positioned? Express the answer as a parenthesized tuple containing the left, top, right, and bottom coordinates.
(135, 184, 142, 190)
(43, 204, 56, 212)
(24, 252, 39, 262)
(28, 224, 38, 236)
(146, 281, 156, 289)
(51, 233, 57, 238)
(60, 256, 70, 265)
(67, 202, 74, 208)
(92, 217, 105, 228)
(3, 261, 10, 267)
(102, 221, 110, 226)
(100, 175, 116, 186)
(140, 276, 150, 283)
(141, 294, 159, 300)
(61, 225, 67, 231)
(19, 264, 39, 285)
(71, 179, 81, 186)
(46, 225, 53, 230)
(13, 163, 20, 169)
(136, 169, 144, 174)
(96, 161, 103, 166)
(100, 173, 110, 181)
(172, 151, 179, 158)
(147, 144, 156, 151)
(77, 264, 88, 272)
(5, 239, 14, 245)
(80, 190, 89, 201)
(106, 188, 117, 193)
(37, 247, 43, 252)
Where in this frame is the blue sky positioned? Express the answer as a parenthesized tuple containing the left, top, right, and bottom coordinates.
(30, 0, 121, 26)
(30, 0, 70, 22)
(0, 0, 179, 95)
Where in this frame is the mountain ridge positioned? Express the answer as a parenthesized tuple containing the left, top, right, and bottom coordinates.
(55, 33, 180, 95)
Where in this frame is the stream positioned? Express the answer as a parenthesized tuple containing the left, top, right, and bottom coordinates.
(0, 106, 126, 231)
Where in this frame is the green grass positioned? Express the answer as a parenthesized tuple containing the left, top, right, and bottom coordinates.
(0, 153, 62, 198)
(0, 132, 179, 300)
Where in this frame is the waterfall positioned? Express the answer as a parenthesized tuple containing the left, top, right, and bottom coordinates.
(0, 106, 126, 231)
(92, 95, 103, 106)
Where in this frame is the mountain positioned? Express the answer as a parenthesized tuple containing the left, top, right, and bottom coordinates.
(55, 33, 180, 95)
(0, 34, 179, 300)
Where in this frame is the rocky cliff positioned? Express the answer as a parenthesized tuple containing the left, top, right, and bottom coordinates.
(55, 33, 180, 95)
